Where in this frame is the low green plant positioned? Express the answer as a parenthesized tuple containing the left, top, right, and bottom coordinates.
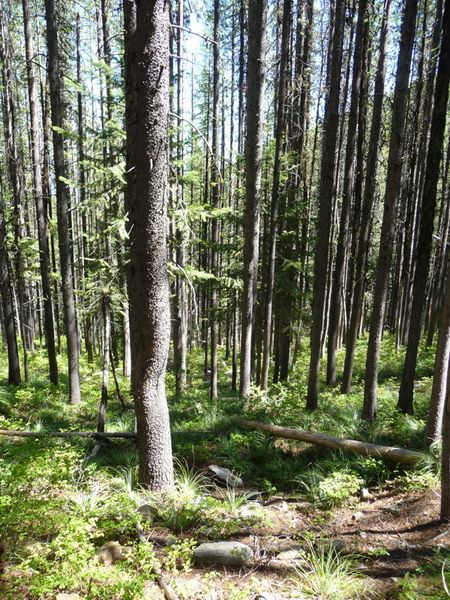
(293, 542, 370, 599)
(297, 468, 363, 508)
(163, 538, 196, 574)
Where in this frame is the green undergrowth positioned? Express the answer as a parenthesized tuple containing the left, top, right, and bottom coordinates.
(0, 334, 442, 597)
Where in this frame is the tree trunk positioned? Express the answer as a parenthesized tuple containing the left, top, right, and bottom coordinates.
(22, 0, 58, 385)
(125, 0, 174, 490)
(0, 174, 21, 385)
(398, 0, 450, 414)
(426, 263, 450, 447)
(239, 0, 267, 398)
(363, 0, 418, 421)
(326, 0, 368, 386)
(209, 0, 221, 403)
(261, 0, 292, 391)
(173, 0, 188, 396)
(342, 0, 391, 393)
(45, 0, 81, 405)
(306, 0, 345, 409)
(97, 296, 111, 433)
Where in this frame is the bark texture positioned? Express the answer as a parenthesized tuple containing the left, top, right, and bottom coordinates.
(126, 0, 174, 490)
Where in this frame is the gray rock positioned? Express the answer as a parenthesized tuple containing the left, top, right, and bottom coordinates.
(276, 549, 302, 561)
(137, 504, 154, 521)
(209, 464, 243, 487)
(380, 505, 401, 516)
(352, 511, 364, 522)
(194, 541, 253, 566)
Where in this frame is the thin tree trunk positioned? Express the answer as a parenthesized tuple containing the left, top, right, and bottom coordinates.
(97, 296, 111, 433)
(363, 0, 418, 421)
(306, 0, 345, 409)
(398, 0, 450, 414)
(22, 0, 58, 385)
(45, 0, 81, 404)
(210, 0, 221, 402)
(261, 0, 292, 391)
(426, 261, 450, 447)
(342, 0, 391, 393)
(239, 0, 267, 398)
(326, 0, 368, 386)
(0, 174, 21, 385)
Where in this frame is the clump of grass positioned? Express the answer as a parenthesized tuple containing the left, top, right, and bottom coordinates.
(216, 484, 256, 514)
(294, 542, 371, 599)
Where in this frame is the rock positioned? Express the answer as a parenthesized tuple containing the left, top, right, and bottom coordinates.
(352, 511, 364, 522)
(137, 504, 154, 522)
(194, 541, 253, 566)
(276, 549, 302, 561)
(317, 539, 347, 554)
(209, 464, 243, 487)
(96, 541, 124, 565)
(273, 501, 289, 512)
(360, 487, 370, 501)
(380, 505, 401, 516)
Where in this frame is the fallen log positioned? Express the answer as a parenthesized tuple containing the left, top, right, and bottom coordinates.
(0, 429, 215, 441)
(240, 420, 424, 465)
(0, 429, 136, 440)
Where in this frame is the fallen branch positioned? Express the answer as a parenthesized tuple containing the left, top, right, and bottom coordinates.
(240, 420, 424, 465)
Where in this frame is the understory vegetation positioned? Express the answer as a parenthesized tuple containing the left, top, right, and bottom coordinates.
(1, 336, 449, 599)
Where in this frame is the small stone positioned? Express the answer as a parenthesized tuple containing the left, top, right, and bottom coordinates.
(273, 501, 289, 512)
(381, 505, 401, 516)
(194, 541, 253, 566)
(276, 549, 302, 561)
(352, 511, 364, 522)
(360, 488, 370, 501)
(137, 504, 154, 522)
(360, 531, 368, 539)
(96, 541, 124, 565)
(209, 464, 243, 487)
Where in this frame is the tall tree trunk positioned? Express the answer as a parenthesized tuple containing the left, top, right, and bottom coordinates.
(22, 0, 58, 385)
(342, 0, 391, 393)
(261, 0, 292, 391)
(76, 13, 94, 366)
(173, 0, 188, 396)
(239, 0, 267, 398)
(210, 0, 221, 402)
(125, 0, 174, 490)
(45, 0, 81, 405)
(397, 0, 449, 414)
(362, 0, 418, 421)
(326, 0, 368, 386)
(426, 260, 450, 447)
(306, 0, 345, 409)
(0, 3, 31, 380)
(0, 174, 21, 385)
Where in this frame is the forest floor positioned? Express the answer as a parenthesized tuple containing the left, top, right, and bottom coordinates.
(0, 335, 448, 598)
